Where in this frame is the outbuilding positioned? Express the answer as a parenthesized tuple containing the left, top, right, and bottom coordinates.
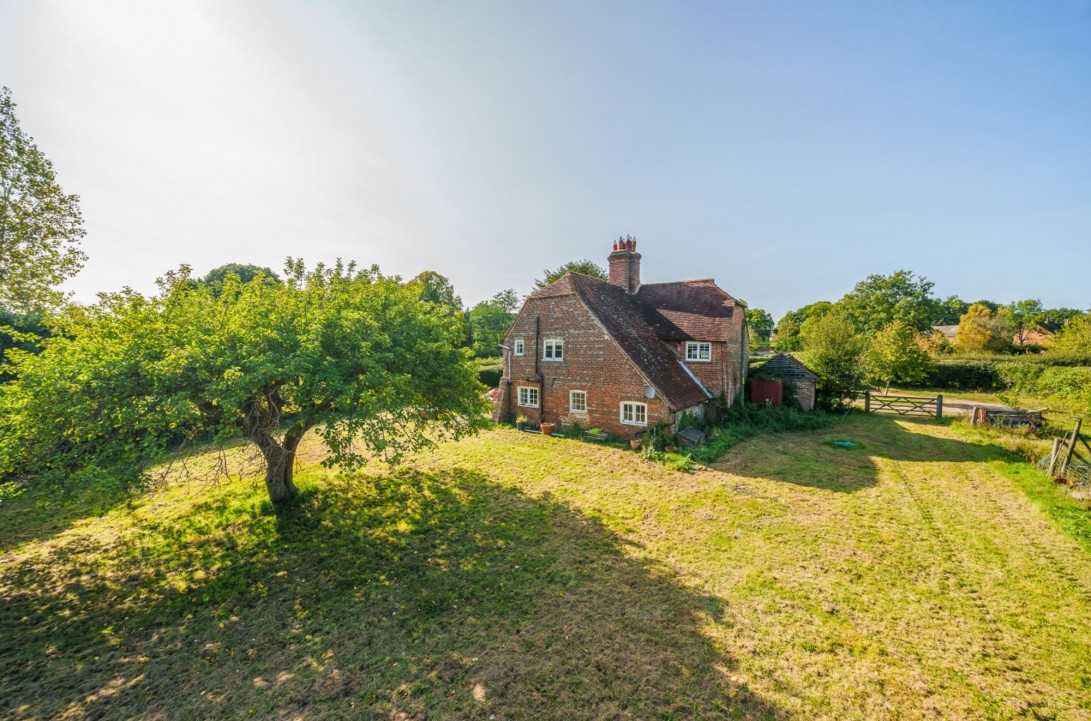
(749, 353, 819, 411)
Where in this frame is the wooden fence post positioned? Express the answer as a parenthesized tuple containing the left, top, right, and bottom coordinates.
(936, 394, 943, 419)
(864, 391, 870, 414)
(1046, 437, 1062, 478)
(1060, 418, 1082, 478)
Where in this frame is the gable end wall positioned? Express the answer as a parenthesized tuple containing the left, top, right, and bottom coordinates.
(499, 295, 676, 436)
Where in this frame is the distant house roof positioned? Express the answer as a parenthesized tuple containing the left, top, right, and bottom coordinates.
(635, 279, 739, 342)
(932, 324, 959, 340)
(525, 273, 713, 410)
(751, 353, 818, 383)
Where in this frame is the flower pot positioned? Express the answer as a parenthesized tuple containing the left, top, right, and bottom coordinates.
(630, 438, 642, 450)
(541, 422, 555, 436)
(516, 422, 526, 431)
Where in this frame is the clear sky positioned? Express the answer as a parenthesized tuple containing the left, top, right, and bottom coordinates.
(2, 0, 1088, 320)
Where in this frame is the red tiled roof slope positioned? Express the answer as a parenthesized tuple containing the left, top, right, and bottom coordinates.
(564, 274, 710, 410)
(636, 280, 739, 341)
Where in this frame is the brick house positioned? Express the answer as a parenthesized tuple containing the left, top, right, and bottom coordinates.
(493, 238, 748, 436)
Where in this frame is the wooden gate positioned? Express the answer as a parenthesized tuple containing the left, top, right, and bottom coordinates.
(864, 392, 942, 419)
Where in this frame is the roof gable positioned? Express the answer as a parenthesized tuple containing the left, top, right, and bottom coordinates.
(563, 274, 710, 410)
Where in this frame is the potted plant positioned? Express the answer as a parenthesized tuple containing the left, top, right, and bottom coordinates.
(630, 437, 642, 450)
(516, 415, 527, 431)
(541, 422, 555, 436)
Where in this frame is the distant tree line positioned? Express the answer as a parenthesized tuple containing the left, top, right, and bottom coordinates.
(761, 269, 1089, 409)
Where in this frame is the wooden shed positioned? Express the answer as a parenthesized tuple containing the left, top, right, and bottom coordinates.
(750, 354, 819, 411)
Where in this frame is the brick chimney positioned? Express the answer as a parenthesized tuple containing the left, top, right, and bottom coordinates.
(607, 236, 641, 293)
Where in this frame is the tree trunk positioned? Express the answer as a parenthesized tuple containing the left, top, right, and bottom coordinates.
(256, 422, 314, 504)
(262, 440, 298, 504)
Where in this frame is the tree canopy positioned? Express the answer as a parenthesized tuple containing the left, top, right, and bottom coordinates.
(468, 289, 520, 358)
(0, 87, 86, 313)
(800, 311, 867, 409)
(1051, 313, 1091, 353)
(838, 270, 939, 334)
(952, 303, 1012, 354)
(199, 263, 280, 289)
(744, 306, 774, 345)
(772, 302, 832, 351)
(534, 260, 607, 288)
(866, 321, 933, 393)
(0, 260, 489, 503)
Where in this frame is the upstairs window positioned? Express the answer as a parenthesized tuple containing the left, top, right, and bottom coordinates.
(686, 341, 711, 362)
(570, 390, 587, 413)
(513, 338, 525, 356)
(543, 338, 564, 361)
(517, 386, 539, 408)
(620, 402, 648, 426)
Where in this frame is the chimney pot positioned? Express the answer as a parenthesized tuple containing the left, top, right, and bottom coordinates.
(612, 240, 618, 251)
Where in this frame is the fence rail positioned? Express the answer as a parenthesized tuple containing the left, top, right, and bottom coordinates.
(863, 391, 943, 419)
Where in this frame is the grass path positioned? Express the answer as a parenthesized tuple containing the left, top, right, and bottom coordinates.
(2, 416, 1090, 719)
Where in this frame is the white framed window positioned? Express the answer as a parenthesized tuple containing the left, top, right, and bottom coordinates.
(517, 386, 539, 408)
(543, 338, 564, 361)
(570, 390, 587, 413)
(620, 401, 648, 426)
(685, 341, 711, 362)
(513, 338, 525, 356)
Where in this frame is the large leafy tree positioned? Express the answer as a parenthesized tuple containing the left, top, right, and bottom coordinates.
(839, 270, 939, 334)
(934, 295, 970, 326)
(409, 270, 471, 347)
(200, 263, 280, 288)
(952, 303, 1012, 354)
(534, 260, 606, 288)
(468, 289, 519, 358)
(0, 87, 86, 313)
(1051, 312, 1091, 353)
(744, 306, 774, 346)
(800, 311, 867, 409)
(0, 260, 489, 504)
(866, 321, 933, 393)
(1007, 298, 1044, 346)
(772, 301, 832, 351)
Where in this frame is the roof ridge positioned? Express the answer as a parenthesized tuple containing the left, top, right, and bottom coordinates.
(640, 278, 716, 286)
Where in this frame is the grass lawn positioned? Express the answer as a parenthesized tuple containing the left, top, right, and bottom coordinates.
(2, 416, 1091, 719)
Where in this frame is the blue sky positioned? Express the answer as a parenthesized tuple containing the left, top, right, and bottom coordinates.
(2, 0, 1088, 320)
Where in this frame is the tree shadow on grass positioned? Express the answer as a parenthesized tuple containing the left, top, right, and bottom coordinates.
(711, 414, 1017, 493)
(0, 466, 784, 720)
(0, 437, 260, 554)
(0, 480, 130, 554)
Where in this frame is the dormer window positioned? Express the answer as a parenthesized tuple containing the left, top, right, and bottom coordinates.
(543, 338, 563, 361)
(686, 341, 711, 362)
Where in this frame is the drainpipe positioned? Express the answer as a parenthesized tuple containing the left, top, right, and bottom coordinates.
(534, 315, 544, 424)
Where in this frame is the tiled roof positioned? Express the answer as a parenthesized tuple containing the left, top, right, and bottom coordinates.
(752, 353, 818, 382)
(635, 280, 739, 341)
(564, 274, 711, 411)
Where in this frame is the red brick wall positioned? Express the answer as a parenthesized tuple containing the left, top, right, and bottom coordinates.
(665, 337, 747, 406)
(498, 295, 672, 436)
